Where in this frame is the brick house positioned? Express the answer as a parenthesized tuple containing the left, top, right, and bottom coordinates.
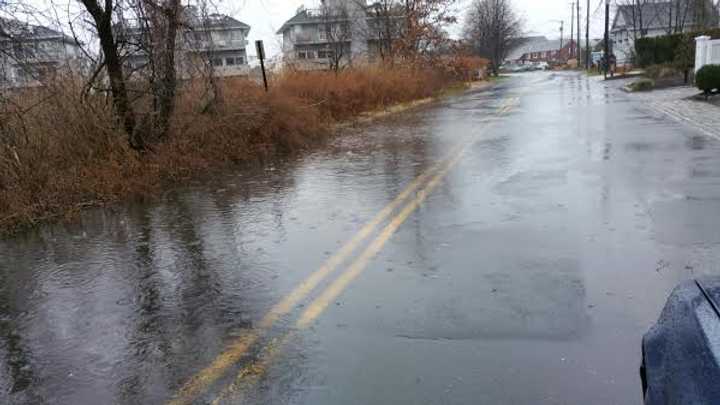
(507, 36, 579, 65)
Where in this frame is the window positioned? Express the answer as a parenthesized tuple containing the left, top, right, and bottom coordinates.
(212, 58, 223, 67)
(318, 50, 335, 59)
(194, 32, 211, 42)
(225, 56, 245, 66)
(230, 30, 244, 41)
(13, 43, 35, 59)
(15, 67, 29, 82)
(211, 31, 228, 42)
(298, 51, 307, 59)
(14, 65, 54, 83)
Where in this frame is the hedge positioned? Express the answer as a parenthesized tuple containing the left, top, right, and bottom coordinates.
(635, 28, 720, 67)
(696, 64, 720, 94)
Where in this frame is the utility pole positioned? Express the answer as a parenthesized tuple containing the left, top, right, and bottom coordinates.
(586, 0, 590, 69)
(560, 20, 564, 63)
(604, 0, 610, 79)
(577, 0, 581, 66)
(570, 3, 575, 58)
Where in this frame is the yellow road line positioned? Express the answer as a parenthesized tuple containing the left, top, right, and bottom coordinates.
(210, 100, 516, 403)
(168, 143, 466, 405)
(209, 332, 295, 405)
(254, 143, 467, 332)
(296, 144, 469, 329)
(211, 140, 476, 404)
(170, 97, 517, 405)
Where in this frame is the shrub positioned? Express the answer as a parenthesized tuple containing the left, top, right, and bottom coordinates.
(273, 66, 454, 122)
(674, 34, 694, 71)
(0, 65, 466, 231)
(696, 64, 720, 95)
(628, 78, 655, 92)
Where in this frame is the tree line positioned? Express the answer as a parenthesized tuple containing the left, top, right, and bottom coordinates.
(1, 0, 480, 150)
(0, 0, 528, 153)
(617, 0, 719, 45)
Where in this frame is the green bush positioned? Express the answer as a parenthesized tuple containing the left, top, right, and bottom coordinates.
(636, 34, 684, 67)
(696, 65, 720, 94)
(628, 78, 655, 92)
(635, 28, 720, 68)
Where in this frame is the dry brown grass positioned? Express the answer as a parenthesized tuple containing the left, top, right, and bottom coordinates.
(0, 64, 478, 232)
(273, 66, 455, 121)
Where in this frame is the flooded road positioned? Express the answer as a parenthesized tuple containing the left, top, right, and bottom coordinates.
(2, 72, 720, 404)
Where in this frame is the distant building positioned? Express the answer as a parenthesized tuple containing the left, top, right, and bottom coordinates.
(277, 0, 401, 70)
(124, 7, 251, 78)
(0, 18, 84, 88)
(506, 36, 578, 65)
(611, 0, 719, 64)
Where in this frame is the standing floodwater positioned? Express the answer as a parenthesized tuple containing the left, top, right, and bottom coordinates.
(2, 72, 720, 404)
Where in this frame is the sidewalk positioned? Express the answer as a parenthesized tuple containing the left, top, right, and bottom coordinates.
(609, 78, 720, 140)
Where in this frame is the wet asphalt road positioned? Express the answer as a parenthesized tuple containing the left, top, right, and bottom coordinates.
(2, 71, 720, 404)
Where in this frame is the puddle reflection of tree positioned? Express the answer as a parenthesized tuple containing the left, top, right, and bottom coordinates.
(0, 297, 39, 402)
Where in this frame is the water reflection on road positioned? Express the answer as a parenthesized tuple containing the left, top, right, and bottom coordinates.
(2, 72, 720, 404)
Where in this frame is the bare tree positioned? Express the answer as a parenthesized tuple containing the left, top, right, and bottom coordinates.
(348, 0, 454, 64)
(399, 0, 457, 61)
(77, 0, 139, 147)
(616, 0, 650, 42)
(355, 0, 405, 63)
(137, 0, 181, 141)
(75, 0, 184, 148)
(319, 1, 352, 72)
(184, 0, 223, 113)
(463, 0, 522, 76)
(662, 0, 718, 34)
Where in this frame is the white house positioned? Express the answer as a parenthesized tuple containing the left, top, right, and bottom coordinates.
(0, 18, 85, 88)
(124, 7, 251, 78)
(277, 0, 401, 70)
(611, 1, 719, 65)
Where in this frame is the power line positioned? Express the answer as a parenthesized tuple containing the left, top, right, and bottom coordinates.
(592, 0, 604, 18)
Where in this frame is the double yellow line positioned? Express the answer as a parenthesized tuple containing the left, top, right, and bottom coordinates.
(169, 97, 517, 405)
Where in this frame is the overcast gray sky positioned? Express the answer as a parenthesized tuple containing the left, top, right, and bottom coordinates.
(230, 0, 610, 58)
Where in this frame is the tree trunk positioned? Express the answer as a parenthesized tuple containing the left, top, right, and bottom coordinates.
(104, 40, 140, 148)
(154, 0, 180, 141)
(638, 1, 644, 38)
(80, 0, 139, 149)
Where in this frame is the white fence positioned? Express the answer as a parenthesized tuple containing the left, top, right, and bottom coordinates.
(695, 36, 720, 73)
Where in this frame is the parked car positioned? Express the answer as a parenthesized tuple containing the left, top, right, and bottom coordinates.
(641, 277, 720, 404)
(500, 63, 534, 73)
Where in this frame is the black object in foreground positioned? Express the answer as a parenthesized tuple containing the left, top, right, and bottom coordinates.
(642, 277, 720, 404)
